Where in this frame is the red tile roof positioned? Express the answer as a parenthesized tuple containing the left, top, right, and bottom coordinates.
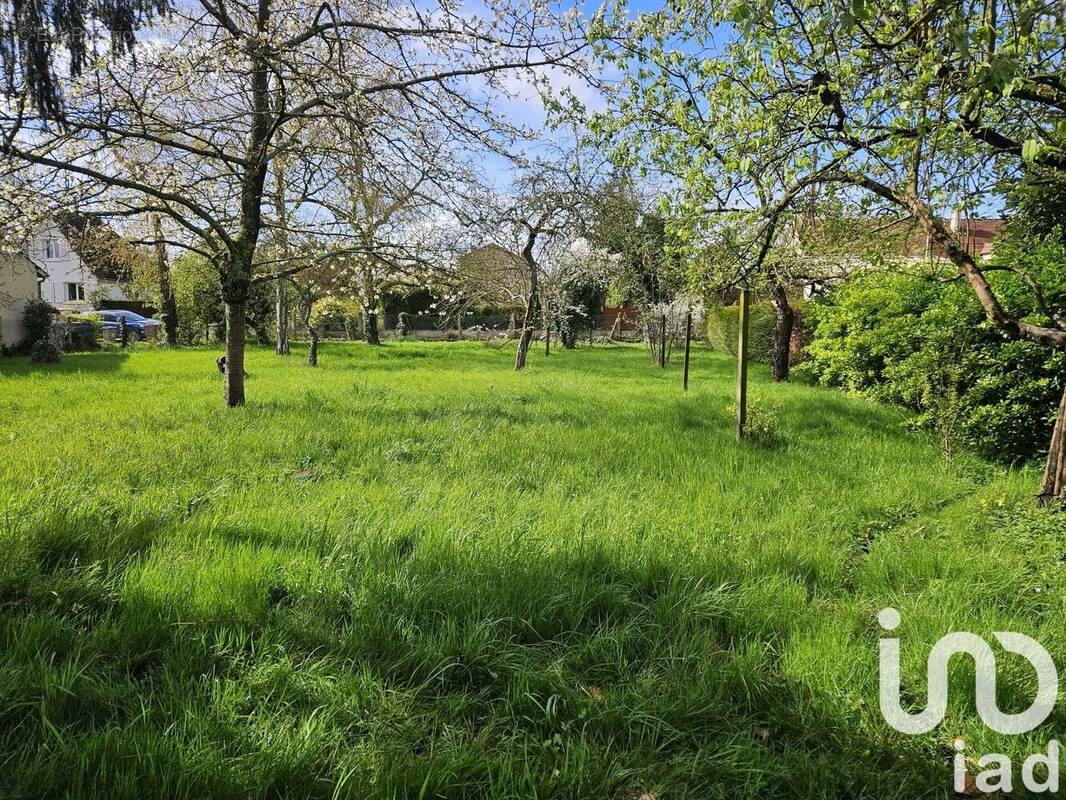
(950, 218, 1005, 258)
(895, 218, 1005, 259)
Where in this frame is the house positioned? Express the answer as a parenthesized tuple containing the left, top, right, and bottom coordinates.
(457, 244, 529, 309)
(0, 252, 46, 348)
(29, 216, 132, 309)
(943, 212, 1004, 259)
(797, 212, 1006, 298)
(891, 211, 1005, 261)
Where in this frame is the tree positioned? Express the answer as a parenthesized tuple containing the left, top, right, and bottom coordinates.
(0, 0, 592, 406)
(169, 254, 224, 344)
(308, 105, 463, 346)
(290, 257, 340, 367)
(538, 237, 617, 350)
(151, 215, 179, 346)
(272, 160, 292, 356)
(585, 177, 676, 308)
(454, 154, 616, 370)
(592, 0, 1066, 499)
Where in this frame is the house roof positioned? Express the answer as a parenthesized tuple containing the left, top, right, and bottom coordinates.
(55, 211, 141, 282)
(798, 215, 1006, 261)
(950, 218, 1005, 258)
(895, 217, 1005, 259)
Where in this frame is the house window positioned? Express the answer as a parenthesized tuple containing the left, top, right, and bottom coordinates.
(65, 282, 85, 301)
(45, 238, 61, 259)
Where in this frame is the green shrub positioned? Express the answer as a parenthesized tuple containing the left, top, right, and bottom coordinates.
(310, 296, 361, 337)
(729, 393, 781, 441)
(802, 268, 1066, 464)
(29, 337, 61, 363)
(66, 314, 104, 350)
(19, 299, 55, 353)
(705, 301, 775, 362)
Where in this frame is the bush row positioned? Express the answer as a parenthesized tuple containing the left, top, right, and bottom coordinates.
(795, 268, 1066, 465)
(704, 301, 776, 362)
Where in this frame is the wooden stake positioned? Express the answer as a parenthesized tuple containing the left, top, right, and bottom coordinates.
(659, 313, 666, 368)
(736, 289, 749, 440)
(683, 312, 692, 391)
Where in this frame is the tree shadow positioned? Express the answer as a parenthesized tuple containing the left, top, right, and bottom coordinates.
(0, 350, 131, 376)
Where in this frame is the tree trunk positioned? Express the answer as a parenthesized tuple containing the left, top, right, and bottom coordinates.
(296, 290, 318, 367)
(544, 310, 551, 356)
(516, 230, 540, 371)
(276, 276, 290, 355)
(152, 215, 178, 346)
(220, 11, 271, 406)
(769, 282, 794, 382)
(561, 312, 577, 349)
(515, 291, 537, 371)
(1039, 384, 1066, 504)
(273, 157, 291, 356)
(659, 313, 667, 367)
(366, 309, 381, 345)
(224, 301, 246, 407)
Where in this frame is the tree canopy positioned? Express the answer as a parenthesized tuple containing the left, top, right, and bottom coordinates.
(589, 0, 1064, 343)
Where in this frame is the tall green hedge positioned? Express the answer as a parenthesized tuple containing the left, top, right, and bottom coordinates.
(705, 301, 776, 362)
(797, 268, 1066, 465)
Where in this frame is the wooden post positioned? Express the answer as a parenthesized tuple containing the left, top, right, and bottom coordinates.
(683, 312, 692, 391)
(544, 317, 551, 355)
(736, 289, 750, 440)
(659, 313, 666, 368)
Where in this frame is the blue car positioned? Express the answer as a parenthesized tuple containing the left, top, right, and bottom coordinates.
(84, 310, 162, 341)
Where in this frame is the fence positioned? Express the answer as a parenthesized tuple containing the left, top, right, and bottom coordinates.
(301, 310, 650, 343)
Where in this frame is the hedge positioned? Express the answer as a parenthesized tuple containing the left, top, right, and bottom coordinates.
(705, 301, 776, 362)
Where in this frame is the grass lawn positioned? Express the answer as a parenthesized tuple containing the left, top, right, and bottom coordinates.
(0, 341, 1062, 799)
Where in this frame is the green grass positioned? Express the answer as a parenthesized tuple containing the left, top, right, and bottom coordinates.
(0, 341, 1062, 799)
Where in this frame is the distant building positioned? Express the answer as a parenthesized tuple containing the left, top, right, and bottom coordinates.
(797, 213, 1006, 298)
(891, 212, 1005, 260)
(28, 216, 133, 309)
(942, 212, 1004, 259)
(457, 244, 528, 310)
(0, 252, 46, 347)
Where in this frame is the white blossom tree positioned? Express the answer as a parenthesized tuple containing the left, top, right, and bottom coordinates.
(0, 0, 595, 405)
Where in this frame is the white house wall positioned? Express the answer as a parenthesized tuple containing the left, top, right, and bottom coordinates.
(30, 224, 127, 308)
(0, 254, 42, 347)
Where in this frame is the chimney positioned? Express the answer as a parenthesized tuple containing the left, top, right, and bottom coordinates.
(949, 208, 961, 232)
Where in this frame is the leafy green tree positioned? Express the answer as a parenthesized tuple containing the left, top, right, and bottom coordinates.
(585, 177, 678, 307)
(591, 0, 1066, 498)
(170, 254, 224, 345)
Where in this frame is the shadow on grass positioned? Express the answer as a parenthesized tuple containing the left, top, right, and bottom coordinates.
(0, 529, 961, 799)
(0, 350, 131, 376)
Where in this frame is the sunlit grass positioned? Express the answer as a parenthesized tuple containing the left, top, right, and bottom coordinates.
(0, 341, 1062, 798)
